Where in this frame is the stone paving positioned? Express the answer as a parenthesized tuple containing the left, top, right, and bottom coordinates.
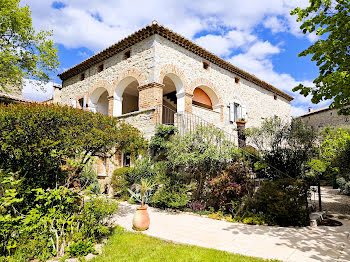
(113, 202, 350, 262)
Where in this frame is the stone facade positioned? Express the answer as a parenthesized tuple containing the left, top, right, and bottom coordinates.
(299, 107, 350, 130)
(56, 23, 293, 190)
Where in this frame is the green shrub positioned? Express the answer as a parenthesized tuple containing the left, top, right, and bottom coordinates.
(0, 103, 146, 198)
(111, 167, 131, 196)
(66, 240, 97, 258)
(247, 178, 309, 226)
(150, 168, 193, 209)
(337, 177, 347, 191)
(79, 196, 119, 241)
(148, 125, 177, 161)
(209, 162, 254, 209)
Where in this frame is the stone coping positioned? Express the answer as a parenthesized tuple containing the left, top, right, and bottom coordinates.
(117, 108, 157, 119)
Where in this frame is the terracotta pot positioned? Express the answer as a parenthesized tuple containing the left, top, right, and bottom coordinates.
(236, 120, 246, 127)
(132, 205, 150, 231)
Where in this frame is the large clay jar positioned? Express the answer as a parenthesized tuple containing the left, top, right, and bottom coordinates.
(132, 205, 150, 231)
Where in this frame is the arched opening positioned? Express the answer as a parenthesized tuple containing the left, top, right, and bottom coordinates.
(193, 87, 213, 109)
(192, 85, 220, 112)
(88, 87, 109, 115)
(114, 76, 139, 116)
(162, 73, 185, 124)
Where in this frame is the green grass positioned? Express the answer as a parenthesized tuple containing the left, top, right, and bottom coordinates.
(91, 226, 279, 262)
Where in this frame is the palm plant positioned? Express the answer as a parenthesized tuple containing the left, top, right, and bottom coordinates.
(129, 178, 155, 207)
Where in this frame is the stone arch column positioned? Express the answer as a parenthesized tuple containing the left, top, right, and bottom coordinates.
(158, 64, 191, 113)
(112, 69, 146, 117)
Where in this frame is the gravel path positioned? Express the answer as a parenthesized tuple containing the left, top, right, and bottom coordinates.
(113, 202, 350, 262)
(310, 186, 350, 215)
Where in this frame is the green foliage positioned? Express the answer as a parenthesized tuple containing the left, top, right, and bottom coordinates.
(247, 178, 310, 227)
(0, 170, 23, 257)
(166, 125, 241, 199)
(246, 118, 317, 179)
(0, 174, 118, 260)
(0, 0, 59, 93)
(148, 124, 178, 160)
(111, 167, 131, 197)
(209, 162, 254, 209)
(66, 240, 97, 258)
(336, 177, 350, 195)
(150, 165, 193, 209)
(0, 103, 146, 194)
(78, 196, 119, 241)
(129, 178, 155, 207)
(309, 127, 350, 185)
(291, 0, 350, 115)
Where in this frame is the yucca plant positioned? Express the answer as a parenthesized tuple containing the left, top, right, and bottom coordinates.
(129, 178, 155, 207)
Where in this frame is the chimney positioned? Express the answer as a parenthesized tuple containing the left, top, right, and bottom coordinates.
(308, 107, 312, 112)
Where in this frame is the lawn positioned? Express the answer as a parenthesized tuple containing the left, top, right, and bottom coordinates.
(91, 226, 279, 262)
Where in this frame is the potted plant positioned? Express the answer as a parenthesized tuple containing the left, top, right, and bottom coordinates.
(236, 118, 246, 127)
(128, 178, 155, 231)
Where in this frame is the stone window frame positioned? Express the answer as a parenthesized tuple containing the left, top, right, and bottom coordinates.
(123, 49, 132, 60)
(97, 63, 104, 73)
(229, 97, 246, 123)
(80, 72, 85, 81)
(202, 60, 210, 71)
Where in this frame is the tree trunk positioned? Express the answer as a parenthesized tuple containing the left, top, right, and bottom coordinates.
(318, 178, 322, 211)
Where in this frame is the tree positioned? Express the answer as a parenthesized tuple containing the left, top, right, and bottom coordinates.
(246, 118, 318, 179)
(0, 103, 146, 193)
(0, 0, 59, 93)
(291, 0, 350, 115)
(167, 125, 241, 199)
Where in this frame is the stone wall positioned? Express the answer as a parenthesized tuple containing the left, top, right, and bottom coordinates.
(154, 35, 291, 130)
(300, 108, 350, 130)
(117, 108, 159, 140)
(60, 36, 155, 106)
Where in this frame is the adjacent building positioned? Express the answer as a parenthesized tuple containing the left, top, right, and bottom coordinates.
(299, 106, 350, 130)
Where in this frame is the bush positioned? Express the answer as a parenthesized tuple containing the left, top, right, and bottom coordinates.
(0, 103, 146, 196)
(150, 167, 193, 209)
(337, 177, 347, 191)
(111, 167, 132, 196)
(79, 196, 119, 241)
(66, 240, 97, 258)
(209, 162, 254, 209)
(247, 178, 309, 226)
(148, 125, 177, 161)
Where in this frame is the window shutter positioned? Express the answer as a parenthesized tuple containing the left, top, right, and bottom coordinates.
(242, 105, 247, 120)
(229, 102, 235, 122)
(83, 95, 87, 109)
(72, 100, 77, 108)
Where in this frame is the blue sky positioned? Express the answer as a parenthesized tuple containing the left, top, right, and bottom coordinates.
(21, 0, 329, 116)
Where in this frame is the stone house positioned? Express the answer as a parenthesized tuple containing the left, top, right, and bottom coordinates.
(55, 22, 293, 189)
(298, 106, 350, 130)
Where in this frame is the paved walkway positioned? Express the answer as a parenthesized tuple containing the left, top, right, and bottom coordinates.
(113, 202, 350, 262)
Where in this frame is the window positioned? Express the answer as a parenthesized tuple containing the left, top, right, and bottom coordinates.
(122, 153, 131, 167)
(80, 73, 85, 81)
(274, 94, 277, 100)
(229, 101, 246, 123)
(123, 50, 131, 60)
(78, 98, 84, 108)
(203, 61, 210, 70)
(235, 77, 240, 84)
(97, 64, 104, 73)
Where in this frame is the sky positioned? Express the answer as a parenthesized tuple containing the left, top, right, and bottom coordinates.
(21, 0, 331, 116)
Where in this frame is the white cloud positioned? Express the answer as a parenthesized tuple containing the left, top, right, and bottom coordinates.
(22, 79, 57, 102)
(195, 30, 256, 57)
(19, 0, 325, 114)
(263, 16, 287, 33)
